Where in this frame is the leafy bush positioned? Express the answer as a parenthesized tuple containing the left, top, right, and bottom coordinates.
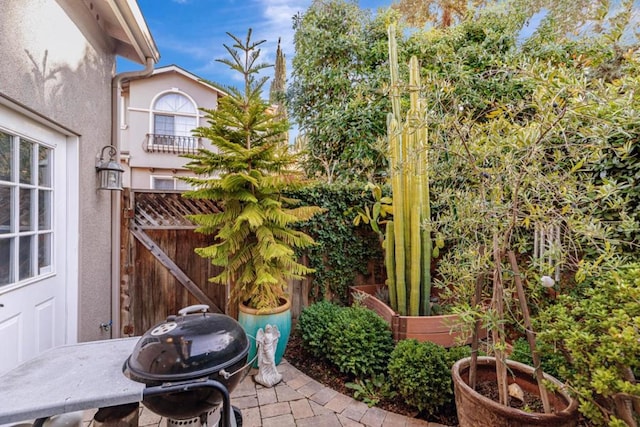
(388, 339, 457, 415)
(288, 183, 385, 303)
(445, 345, 473, 367)
(296, 300, 344, 359)
(326, 305, 394, 377)
(536, 264, 640, 426)
(508, 337, 568, 381)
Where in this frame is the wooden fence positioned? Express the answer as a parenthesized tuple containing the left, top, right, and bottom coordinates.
(120, 189, 228, 336)
(119, 189, 381, 336)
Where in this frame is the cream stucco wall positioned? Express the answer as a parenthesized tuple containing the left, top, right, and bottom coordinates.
(0, 0, 118, 342)
(121, 70, 221, 189)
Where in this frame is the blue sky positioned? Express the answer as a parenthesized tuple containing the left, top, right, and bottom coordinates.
(121, 0, 640, 93)
(119, 0, 394, 89)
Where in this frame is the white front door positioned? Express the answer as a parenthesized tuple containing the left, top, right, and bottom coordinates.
(0, 105, 71, 375)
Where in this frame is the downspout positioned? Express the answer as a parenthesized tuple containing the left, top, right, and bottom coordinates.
(110, 58, 155, 338)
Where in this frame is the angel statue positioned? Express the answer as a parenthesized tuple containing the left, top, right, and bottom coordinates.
(253, 324, 282, 387)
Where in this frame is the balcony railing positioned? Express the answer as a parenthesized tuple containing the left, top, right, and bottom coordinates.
(145, 134, 201, 154)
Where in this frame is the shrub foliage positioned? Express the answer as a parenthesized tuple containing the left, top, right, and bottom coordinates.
(288, 183, 385, 303)
(296, 300, 344, 359)
(388, 340, 469, 415)
(326, 305, 394, 377)
(536, 264, 640, 426)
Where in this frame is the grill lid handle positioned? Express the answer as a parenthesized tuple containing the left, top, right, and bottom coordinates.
(178, 304, 210, 316)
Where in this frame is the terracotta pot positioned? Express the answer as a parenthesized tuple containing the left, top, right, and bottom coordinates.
(452, 356, 578, 427)
(238, 297, 291, 368)
(349, 285, 480, 348)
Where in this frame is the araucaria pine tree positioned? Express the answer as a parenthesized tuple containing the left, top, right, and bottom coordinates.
(182, 30, 323, 311)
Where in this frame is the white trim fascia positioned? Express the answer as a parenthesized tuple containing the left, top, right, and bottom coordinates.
(151, 65, 227, 96)
(108, 0, 160, 63)
(0, 93, 80, 138)
(65, 135, 80, 344)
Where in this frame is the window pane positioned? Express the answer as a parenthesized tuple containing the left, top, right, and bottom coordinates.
(175, 179, 192, 191)
(38, 232, 52, 272)
(39, 189, 51, 230)
(154, 93, 196, 114)
(19, 188, 34, 231)
(0, 132, 12, 181)
(38, 146, 52, 187)
(174, 116, 197, 137)
(154, 114, 174, 136)
(0, 185, 11, 234)
(19, 235, 34, 280)
(152, 178, 175, 190)
(19, 140, 33, 184)
(2, 134, 54, 285)
(0, 238, 12, 285)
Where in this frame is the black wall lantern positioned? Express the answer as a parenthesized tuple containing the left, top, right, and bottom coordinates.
(96, 145, 125, 191)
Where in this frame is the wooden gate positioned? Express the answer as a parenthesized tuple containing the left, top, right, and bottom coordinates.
(120, 189, 227, 336)
(119, 190, 381, 337)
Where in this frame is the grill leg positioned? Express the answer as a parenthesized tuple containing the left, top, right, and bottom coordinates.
(143, 380, 233, 427)
(232, 406, 242, 427)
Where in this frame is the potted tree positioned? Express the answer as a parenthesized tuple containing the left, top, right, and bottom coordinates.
(445, 89, 580, 426)
(182, 30, 323, 366)
(442, 47, 635, 424)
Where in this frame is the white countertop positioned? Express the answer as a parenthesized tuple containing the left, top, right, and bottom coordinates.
(0, 338, 145, 425)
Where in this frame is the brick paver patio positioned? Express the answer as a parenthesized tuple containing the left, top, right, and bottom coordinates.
(81, 360, 450, 427)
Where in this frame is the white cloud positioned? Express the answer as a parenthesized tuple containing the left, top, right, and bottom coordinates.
(148, 0, 313, 93)
(256, 0, 311, 56)
(238, 0, 310, 91)
(161, 36, 219, 61)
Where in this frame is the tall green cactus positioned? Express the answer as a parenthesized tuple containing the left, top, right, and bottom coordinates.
(386, 24, 433, 316)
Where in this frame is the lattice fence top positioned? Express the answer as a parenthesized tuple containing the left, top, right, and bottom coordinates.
(133, 190, 221, 229)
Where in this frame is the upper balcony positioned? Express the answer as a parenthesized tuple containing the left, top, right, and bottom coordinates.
(144, 134, 201, 154)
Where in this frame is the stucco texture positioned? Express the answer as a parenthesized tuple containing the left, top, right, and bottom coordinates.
(0, 0, 117, 342)
(122, 70, 224, 188)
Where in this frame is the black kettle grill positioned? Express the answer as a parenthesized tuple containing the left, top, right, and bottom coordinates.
(123, 305, 251, 427)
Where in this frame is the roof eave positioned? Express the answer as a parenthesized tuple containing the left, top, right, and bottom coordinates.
(151, 65, 228, 96)
(107, 0, 160, 64)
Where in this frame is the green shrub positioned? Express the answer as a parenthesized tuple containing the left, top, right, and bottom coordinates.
(445, 345, 473, 367)
(508, 337, 568, 381)
(388, 339, 455, 415)
(289, 183, 385, 303)
(536, 263, 640, 426)
(297, 300, 344, 359)
(326, 306, 394, 377)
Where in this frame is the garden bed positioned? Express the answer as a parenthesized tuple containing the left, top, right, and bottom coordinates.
(284, 330, 459, 426)
(350, 284, 482, 347)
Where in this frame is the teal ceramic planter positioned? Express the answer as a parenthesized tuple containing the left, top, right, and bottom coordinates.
(238, 298, 292, 368)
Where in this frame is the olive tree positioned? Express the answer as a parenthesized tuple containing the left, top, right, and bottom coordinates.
(406, 6, 639, 424)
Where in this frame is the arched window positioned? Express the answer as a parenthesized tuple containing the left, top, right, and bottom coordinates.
(150, 92, 198, 152)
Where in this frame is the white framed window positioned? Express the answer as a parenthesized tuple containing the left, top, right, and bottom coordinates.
(150, 175, 191, 191)
(151, 92, 198, 150)
(0, 131, 54, 287)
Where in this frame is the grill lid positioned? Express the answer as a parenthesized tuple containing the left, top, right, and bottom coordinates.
(124, 305, 249, 382)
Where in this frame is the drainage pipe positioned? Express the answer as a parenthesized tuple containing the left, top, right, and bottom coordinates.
(110, 58, 155, 338)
